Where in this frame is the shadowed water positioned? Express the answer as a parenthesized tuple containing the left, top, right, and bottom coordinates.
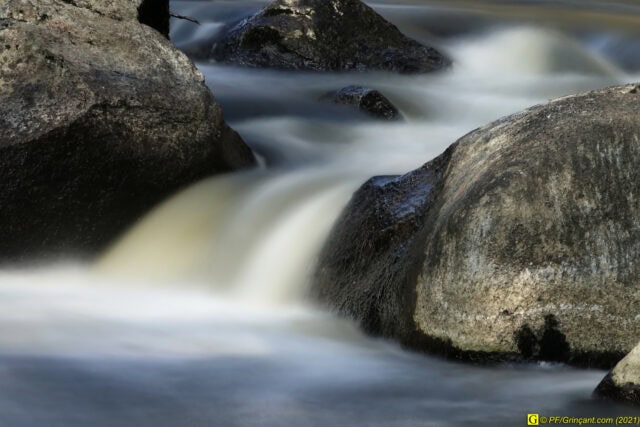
(3, 1, 640, 426)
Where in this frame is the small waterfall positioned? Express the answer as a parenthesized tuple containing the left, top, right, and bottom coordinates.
(231, 183, 353, 302)
(96, 169, 361, 303)
(452, 26, 623, 77)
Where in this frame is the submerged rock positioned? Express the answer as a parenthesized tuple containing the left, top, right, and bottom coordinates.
(321, 86, 401, 120)
(212, 0, 450, 73)
(0, 0, 256, 261)
(313, 84, 640, 367)
(595, 342, 640, 404)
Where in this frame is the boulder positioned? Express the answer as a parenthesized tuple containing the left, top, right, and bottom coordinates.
(313, 84, 640, 367)
(595, 342, 640, 404)
(0, 0, 256, 261)
(321, 86, 401, 120)
(212, 0, 450, 73)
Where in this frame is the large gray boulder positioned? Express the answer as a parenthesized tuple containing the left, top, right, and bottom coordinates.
(212, 0, 450, 73)
(595, 342, 640, 404)
(0, 0, 255, 261)
(313, 84, 640, 367)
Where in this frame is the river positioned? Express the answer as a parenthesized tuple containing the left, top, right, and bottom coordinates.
(2, 1, 640, 425)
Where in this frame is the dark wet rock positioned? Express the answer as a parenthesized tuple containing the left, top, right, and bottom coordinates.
(0, 0, 256, 262)
(321, 86, 401, 120)
(595, 343, 640, 405)
(313, 84, 640, 367)
(212, 0, 450, 73)
(313, 150, 452, 344)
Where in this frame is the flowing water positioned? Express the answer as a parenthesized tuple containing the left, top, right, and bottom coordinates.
(4, 1, 640, 426)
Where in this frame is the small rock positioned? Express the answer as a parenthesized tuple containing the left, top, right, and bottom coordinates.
(322, 86, 401, 120)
